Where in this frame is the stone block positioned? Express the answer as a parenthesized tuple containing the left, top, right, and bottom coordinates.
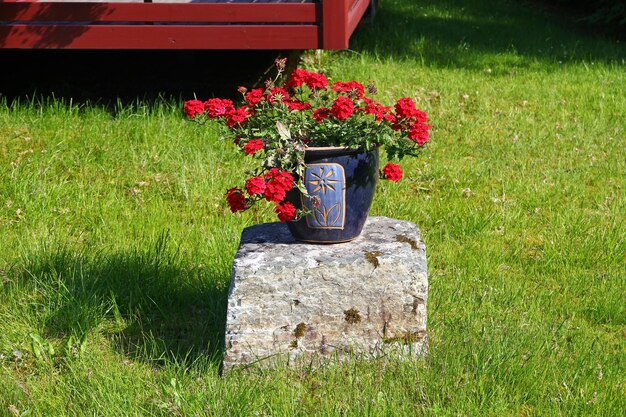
(223, 216, 428, 371)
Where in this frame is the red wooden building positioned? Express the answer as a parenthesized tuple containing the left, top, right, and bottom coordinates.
(0, 0, 373, 50)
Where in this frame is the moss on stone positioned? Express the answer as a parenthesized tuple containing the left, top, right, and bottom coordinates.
(294, 322, 307, 338)
(364, 251, 382, 268)
(344, 308, 362, 324)
(395, 234, 418, 250)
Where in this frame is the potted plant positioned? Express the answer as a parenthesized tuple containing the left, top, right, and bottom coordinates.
(184, 58, 431, 243)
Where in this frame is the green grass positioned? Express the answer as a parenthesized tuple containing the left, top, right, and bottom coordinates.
(1, 0, 625, 415)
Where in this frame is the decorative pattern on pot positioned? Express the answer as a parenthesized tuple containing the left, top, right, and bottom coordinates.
(303, 163, 346, 229)
(286, 147, 379, 243)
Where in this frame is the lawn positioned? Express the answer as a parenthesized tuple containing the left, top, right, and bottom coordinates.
(1, 0, 625, 415)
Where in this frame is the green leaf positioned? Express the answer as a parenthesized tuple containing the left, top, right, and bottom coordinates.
(276, 121, 292, 141)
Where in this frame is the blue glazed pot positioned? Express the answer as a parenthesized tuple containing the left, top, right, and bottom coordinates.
(286, 147, 379, 243)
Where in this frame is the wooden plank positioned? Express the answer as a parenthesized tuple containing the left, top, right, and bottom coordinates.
(0, 0, 143, 3)
(0, 0, 318, 2)
(0, 2, 318, 23)
(346, 0, 368, 38)
(321, 0, 349, 50)
(0, 0, 316, 2)
(0, 24, 320, 49)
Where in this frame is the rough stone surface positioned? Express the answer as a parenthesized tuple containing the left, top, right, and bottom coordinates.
(223, 216, 428, 371)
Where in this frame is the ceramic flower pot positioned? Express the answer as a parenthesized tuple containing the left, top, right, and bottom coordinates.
(286, 147, 379, 243)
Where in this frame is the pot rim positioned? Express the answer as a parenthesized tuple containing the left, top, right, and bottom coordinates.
(304, 146, 355, 151)
(303, 146, 378, 158)
(303, 145, 378, 151)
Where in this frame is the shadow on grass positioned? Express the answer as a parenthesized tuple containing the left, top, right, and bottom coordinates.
(350, 0, 626, 68)
(0, 50, 295, 108)
(18, 232, 229, 369)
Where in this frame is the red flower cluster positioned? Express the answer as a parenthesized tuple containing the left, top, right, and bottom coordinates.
(244, 176, 265, 196)
(225, 188, 248, 212)
(287, 101, 312, 112)
(226, 106, 250, 127)
(267, 87, 290, 104)
(394, 98, 421, 120)
(332, 81, 365, 98)
(275, 202, 297, 222)
(331, 96, 355, 121)
(238, 170, 298, 222)
(394, 97, 431, 146)
(286, 69, 329, 90)
(184, 98, 250, 128)
(363, 97, 392, 122)
(263, 168, 295, 203)
(244, 86, 311, 113)
(243, 139, 264, 155)
(205, 98, 235, 118)
(408, 123, 430, 147)
(184, 100, 204, 119)
(245, 88, 264, 106)
(381, 163, 403, 182)
(312, 107, 330, 123)
(242, 170, 294, 202)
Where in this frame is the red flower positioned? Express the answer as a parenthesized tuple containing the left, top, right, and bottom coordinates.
(312, 107, 330, 123)
(226, 106, 250, 127)
(275, 201, 297, 222)
(286, 100, 312, 112)
(204, 98, 235, 119)
(267, 88, 290, 104)
(413, 109, 428, 124)
(243, 139, 264, 155)
(245, 176, 266, 196)
(394, 97, 416, 119)
(245, 88, 264, 106)
(225, 187, 248, 212)
(263, 168, 295, 203)
(384, 113, 397, 123)
(267, 168, 294, 187)
(408, 122, 431, 146)
(264, 182, 287, 203)
(363, 98, 390, 122)
(394, 97, 427, 122)
(184, 100, 205, 119)
(286, 69, 307, 88)
(332, 81, 365, 98)
(286, 69, 329, 90)
(331, 96, 355, 121)
(307, 72, 329, 90)
(381, 163, 403, 182)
